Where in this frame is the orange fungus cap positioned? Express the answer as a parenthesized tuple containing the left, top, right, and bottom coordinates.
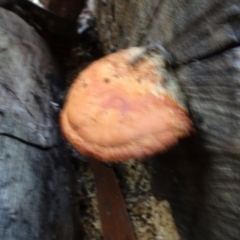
(60, 47, 194, 162)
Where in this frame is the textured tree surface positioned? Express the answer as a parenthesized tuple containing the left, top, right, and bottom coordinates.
(0, 8, 76, 240)
(95, 1, 240, 240)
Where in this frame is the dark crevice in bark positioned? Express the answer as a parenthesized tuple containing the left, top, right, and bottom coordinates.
(181, 42, 240, 66)
(0, 132, 58, 150)
(138, 1, 164, 46)
(0, 81, 36, 120)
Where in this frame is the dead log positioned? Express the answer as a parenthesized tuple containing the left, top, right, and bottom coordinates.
(0, 7, 76, 240)
(94, 1, 240, 240)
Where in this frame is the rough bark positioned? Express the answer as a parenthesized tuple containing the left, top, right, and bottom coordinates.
(94, 1, 240, 240)
(0, 8, 76, 240)
(94, 0, 240, 62)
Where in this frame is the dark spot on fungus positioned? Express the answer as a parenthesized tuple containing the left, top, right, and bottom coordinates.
(71, 124, 79, 130)
(82, 83, 88, 88)
(104, 78, 110, 83)
(137, 78, 142, 83)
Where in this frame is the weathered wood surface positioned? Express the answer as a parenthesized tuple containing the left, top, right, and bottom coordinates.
(95, 0, 240, 63)
(94, 1, 240, 240)
(0, 8, 76, 240)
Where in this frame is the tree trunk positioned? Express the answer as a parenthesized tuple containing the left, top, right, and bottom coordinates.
(0, 8, 76, 240)
(94, 1, 240, 240)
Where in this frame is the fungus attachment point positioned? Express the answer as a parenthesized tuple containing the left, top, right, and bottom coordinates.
(60, 47, 194, 162)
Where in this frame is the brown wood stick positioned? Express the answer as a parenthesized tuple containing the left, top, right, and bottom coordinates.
(90, 158, 136, 240)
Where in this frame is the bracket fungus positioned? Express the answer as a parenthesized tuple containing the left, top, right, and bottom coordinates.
(60, 47, 194, 162)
